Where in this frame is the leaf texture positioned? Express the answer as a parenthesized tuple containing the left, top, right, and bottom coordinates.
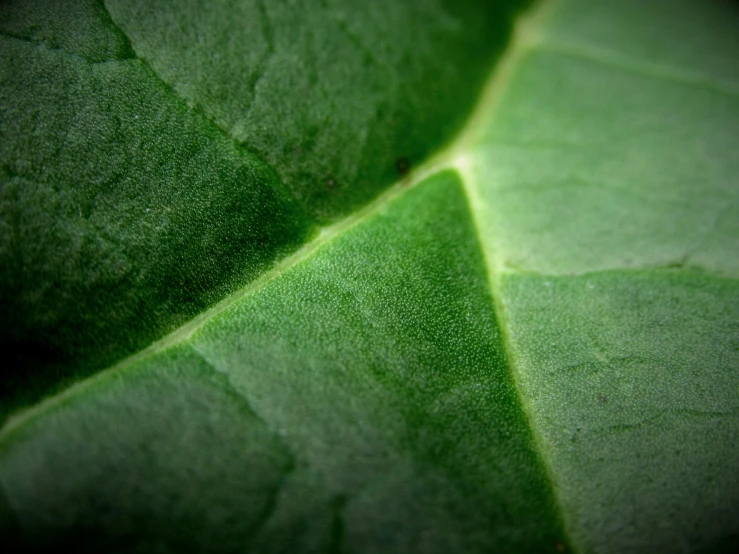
(1, 0, 738, 553)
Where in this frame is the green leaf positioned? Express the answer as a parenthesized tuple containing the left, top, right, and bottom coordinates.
(1, 0, 738, 552)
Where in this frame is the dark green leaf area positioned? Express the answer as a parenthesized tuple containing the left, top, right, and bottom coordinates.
(0, 36, 314, 419)
(0, 0, 133, 63)
(502, 270, 739, 554)
(105, 0, 527, 220)
(0, 171, 567, 553)
(189, 171, 566, 552)
(0, 345, 292, 553)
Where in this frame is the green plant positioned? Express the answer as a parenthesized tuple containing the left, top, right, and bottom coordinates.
(1, 0, 738, 552)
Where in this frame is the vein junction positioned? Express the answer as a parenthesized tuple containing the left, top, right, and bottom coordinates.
(0, 0, 550, 434)
(4, 0, 728, 448)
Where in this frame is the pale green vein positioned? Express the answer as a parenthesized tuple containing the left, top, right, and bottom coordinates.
(493, 264, 739, 283)
(0, 0, 560, 476)
(455, 6, 739, 552)
(451, 0, 576, 549)
(3, 2, 724, 530)
(3, 2, 737, 552)
(446, 0, 553, 157)
(539, 38, 739, 99)
(0, 138, 454, 437)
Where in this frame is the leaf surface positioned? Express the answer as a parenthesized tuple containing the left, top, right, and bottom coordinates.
(0, 0, 517, 414)
(1, 0, 739, 553)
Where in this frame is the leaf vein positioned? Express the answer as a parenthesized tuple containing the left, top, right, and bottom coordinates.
(539, 38, 739, 100)
(98, 0, 311, 217)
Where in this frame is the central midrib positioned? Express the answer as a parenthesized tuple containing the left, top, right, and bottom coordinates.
(1, 0, 579, 544)
(0, 0, 580, 547)
(0, 0, 558, 463)
(0, 2, 546, 429)
(451, 1, 578, 551)
(8, 0, 728, 437)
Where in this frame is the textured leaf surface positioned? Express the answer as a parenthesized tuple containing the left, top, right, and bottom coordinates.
(104, 0, 522, 220)
(1, 0, 739, 553)
(0, 0, 516, 415)
(0, 172, 567, 552)
(0, 0, 313, 413)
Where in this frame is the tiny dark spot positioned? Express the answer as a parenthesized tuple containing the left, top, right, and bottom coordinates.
(395, 157, 410, 175)
(554, 542, 567, 553)
(324, 177, 337, 189)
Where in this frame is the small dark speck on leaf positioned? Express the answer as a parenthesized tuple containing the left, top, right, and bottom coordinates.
(396, 157, 410, 176)
(325, 177, 337, 189)
(554, 541, 567, 553)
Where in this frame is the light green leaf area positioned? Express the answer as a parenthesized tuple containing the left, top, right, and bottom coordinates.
(0, 172, 566, 552)
(500, 272, 739, 554)
(1, 0, 739, 553)
(463, 0, 739, 551)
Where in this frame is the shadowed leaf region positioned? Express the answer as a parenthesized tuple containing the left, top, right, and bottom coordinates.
(0, 0, 524, 416)
(1, 0, 739, 553)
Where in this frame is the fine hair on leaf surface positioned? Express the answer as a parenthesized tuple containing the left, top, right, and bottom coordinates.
(1, 0, 738, 552)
